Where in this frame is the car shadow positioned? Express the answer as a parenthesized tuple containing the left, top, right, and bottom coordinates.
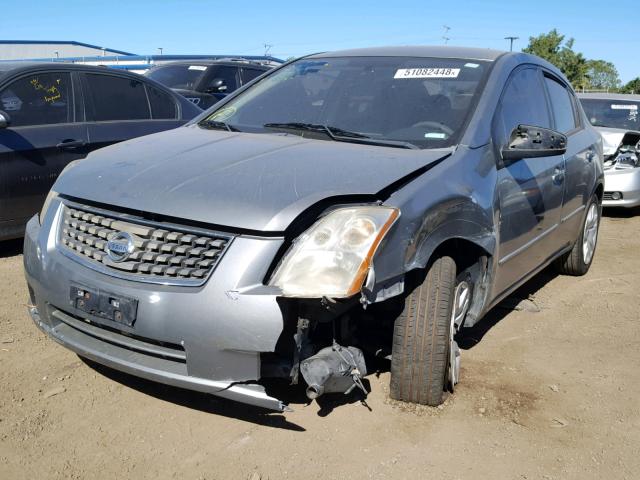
(0, 238, 23, 258)
(602, 206, 640, 218)
(80, 357, 307, 431)
(77, 266, 559, 421)
(457, 267, 558, 350)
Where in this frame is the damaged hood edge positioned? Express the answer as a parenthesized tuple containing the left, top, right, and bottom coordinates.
(55, 126, 454, 233)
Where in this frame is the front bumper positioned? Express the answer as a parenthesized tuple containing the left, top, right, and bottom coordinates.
(603, 167, 640, 207)
(23, 202, 289, 411)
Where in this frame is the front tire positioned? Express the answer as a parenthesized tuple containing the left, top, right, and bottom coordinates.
(390, 256, 456, 406)
(554, 195, 601, 276)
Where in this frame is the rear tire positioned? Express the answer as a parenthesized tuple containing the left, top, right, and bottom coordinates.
(554, 195, 601, 276)
(390, 256, 456, 406)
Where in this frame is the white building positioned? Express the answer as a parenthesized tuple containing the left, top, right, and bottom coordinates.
(0, 40, 133, 61)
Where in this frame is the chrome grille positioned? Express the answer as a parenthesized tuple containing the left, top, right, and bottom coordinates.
(59, 204, 232, 284)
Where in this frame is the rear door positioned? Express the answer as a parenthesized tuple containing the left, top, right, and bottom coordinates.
(493, 66, 566, 296)
(0, 70, 87, 230)
(542, 73, 595, 244)
(81, 72, 183, 153)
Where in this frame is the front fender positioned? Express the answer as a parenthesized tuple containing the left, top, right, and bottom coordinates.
(369, 146, 499, 303)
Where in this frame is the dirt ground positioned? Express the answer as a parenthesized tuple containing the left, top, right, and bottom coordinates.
(1, 211, 639, 480)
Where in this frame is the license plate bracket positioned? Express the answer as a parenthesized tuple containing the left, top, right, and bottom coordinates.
(69, 285, 138, 327)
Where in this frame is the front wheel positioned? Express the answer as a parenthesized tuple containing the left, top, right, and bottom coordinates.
(554, 195, 601, 276)
(390, 256, 469, 406)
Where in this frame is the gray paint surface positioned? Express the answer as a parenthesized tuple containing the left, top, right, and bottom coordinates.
(24, 46, 604, 410)
(55, 126, 452, 232)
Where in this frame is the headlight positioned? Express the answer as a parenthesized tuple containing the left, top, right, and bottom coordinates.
(270, 206, 399, 298)
(39, 190, 59, 224)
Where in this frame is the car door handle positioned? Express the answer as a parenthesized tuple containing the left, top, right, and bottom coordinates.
(552, 166, 565, 184)
(56, 139, 85, 150)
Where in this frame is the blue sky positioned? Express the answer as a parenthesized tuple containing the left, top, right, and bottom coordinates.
(4, 0, 638, 82)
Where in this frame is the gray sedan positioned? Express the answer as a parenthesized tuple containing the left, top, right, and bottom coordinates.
(25, 46, 603, 412)
(579, 93, 640, 207)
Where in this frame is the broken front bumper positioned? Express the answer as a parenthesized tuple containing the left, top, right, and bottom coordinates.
(23, 202, 289, 412)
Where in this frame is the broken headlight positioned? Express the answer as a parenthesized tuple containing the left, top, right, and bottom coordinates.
(270, 206, 399, 298)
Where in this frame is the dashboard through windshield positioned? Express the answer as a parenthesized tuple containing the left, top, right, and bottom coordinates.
(202, 56, 490, 149)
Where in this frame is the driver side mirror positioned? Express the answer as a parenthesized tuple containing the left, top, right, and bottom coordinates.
(502, 124, 566, 162)
(205, 79, 228, 94)
(0, 110, 11, 129)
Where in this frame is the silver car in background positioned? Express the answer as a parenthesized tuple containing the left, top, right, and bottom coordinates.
(579, 93, 640, 207)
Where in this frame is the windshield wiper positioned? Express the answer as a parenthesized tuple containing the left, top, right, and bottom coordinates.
(263, 122, 419, 149)
(199, 119, 242, 132)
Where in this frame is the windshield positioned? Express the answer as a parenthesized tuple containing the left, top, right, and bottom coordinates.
(581, 98, 640, 131)
(202, 56, 489, 149)
(147, 65, 207, 90)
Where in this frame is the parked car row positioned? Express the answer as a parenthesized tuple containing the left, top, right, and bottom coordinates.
(23, 46, 606, 412)
(0, 63, 202, 241)
(0, 59, 275, 242)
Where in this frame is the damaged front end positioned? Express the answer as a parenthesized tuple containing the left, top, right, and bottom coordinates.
(603, 131, 640, 169)
(258, 205, 401, 403)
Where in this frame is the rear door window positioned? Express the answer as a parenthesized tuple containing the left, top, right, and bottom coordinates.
(544, 76, 577, 133)
(241, 68, 266, 84)
(84, 74, 150, 121)
(494, 67, 552, 148)
(146, 85, 178, 119)
(0, 72, 73, 127)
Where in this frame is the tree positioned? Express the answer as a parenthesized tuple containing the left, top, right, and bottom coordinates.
(586, 60, 621, 91)
(621, 77, 640, 94)
(523, 29, 588, 88)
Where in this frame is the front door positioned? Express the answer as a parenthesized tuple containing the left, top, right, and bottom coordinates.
(493, 67, 566, 296)
(0, 71, 87, 236)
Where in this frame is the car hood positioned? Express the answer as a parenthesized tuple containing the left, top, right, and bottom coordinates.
(55, 126, 452, 232)
(594, 126, 640, 156)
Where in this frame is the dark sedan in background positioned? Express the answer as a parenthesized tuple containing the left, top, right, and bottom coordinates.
(145, 59, 272, 110)
(0, 63, 202, 241)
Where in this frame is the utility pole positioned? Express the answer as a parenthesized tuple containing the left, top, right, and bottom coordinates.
(504, 36, 519, 52)
(263, 44, 273, 57)
(158, 47, 163, 55)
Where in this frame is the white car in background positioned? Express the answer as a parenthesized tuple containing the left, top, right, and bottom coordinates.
(579, 93, 640, 207)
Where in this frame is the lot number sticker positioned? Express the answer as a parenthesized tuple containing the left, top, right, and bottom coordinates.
(394, 68, 460, 79)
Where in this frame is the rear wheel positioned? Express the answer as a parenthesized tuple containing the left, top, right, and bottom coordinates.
(390, 256, 468, 406)
(554, 195, 601, 276)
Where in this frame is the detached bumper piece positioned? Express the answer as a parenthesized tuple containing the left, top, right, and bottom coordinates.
(28, 306, 288, 412)
(300, 342, 367, 400)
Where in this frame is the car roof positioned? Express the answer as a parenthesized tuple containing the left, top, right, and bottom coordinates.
(150, 59, 271, 68)
(577, 92, 640, 101)
(308, 45, 507, 61)
(0, 61, 147, 81)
